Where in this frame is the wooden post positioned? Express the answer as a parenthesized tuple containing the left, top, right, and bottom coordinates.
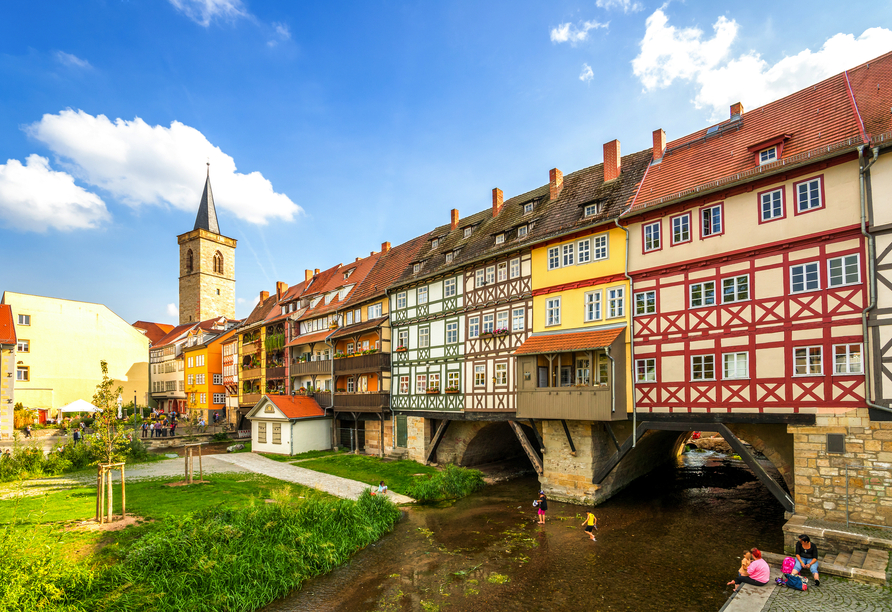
(198, 445, 202, 482)
(188, 449, 193, 485)
(107, 467, 113, 522)
(98, 466, 104, 524)
(121, 465, 126, 518)
(95, 466, 102, 522)
(184, 451, 188, 481)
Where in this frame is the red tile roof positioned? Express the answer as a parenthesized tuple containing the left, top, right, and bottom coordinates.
(286, 329, 335, 347)
(0, 305, 15, 345)
(514, 326, 624, 355)
(848, 50, 892, 140)
(349, 233, 430, 305)
(132, 321, 175, 344)
(152, 322, 198, 348)
(263, 394, 325, 419)
(329, 315, 389, 339)
(628, 71, 864, 213)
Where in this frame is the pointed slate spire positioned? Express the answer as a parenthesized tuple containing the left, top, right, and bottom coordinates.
(193, 163, 220, 234)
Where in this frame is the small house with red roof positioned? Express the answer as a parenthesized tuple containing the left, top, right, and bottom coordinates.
(244, 394, 331, 455)
(0, 304, 16, 439)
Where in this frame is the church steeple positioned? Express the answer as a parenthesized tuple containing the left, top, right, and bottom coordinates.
(193, 163, 220, 234)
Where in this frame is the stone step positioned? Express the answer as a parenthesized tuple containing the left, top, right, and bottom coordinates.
(849, 549, 867, 568)
(766, 551, 888, 586)
(834, 551, 851, 566)
(823, 553, 837, 566)
(862, 548, 889, 573)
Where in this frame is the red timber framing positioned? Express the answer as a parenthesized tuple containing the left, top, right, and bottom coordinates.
(631, 226, 867, 414)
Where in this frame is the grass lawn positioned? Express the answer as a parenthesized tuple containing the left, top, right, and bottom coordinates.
(258, 447, 345, 462)
(297, 454, 438, 495)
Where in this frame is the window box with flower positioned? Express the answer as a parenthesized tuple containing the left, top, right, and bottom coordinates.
(395, 346, 408, 353)
(426, 387, 440, 395)
(444, 386, 460, 394)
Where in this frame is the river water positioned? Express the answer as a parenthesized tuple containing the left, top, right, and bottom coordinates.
(264, 452, 786, 612)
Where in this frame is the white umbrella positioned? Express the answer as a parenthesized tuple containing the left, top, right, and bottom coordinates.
(59, 399, 101, 413)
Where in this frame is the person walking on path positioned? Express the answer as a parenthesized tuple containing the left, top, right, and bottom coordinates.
(72, 429, 81, 445)
(170, 420, 177, 437)
(727, 548, 770, 592)
(581, 511, 598, 541)
(794, 535, 820, 586)
(536, 490, 548, 524)
(23, 425, 32, 439)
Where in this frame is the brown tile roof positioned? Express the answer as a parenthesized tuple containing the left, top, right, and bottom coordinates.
(132, 321, 175, 344)
(628, 71, 865, 214)
(848, 50, 892, 140)
(514, 326, 624, 355)
(0, 305, 15, 345)
(152, 322, 198, 348)
(244, 293, 281, 328)
(297, 254, 382, 321)
(286, 329, 335, 347)
(348, 233, 431, 305)
(329, 316, 389, 339)
(262, 394, 325, 419)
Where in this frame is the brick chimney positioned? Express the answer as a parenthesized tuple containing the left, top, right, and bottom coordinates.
(451, 208, 459, 230)
(276, 281, 288, 300)
(260, 290, 269, 302)
(381, 241, 391, 253)
(730, 102, 744, 118)
(492, 188, 504, 217)
(305, 269, 313, 282)
(549, 168, 563, 200)
(315, 268, 320, 275)
(653, 129, 666, 160)
(604, 139, 621, 182)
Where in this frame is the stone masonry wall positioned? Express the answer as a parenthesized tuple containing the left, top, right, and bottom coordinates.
(178, 230, 236, 325)
(789, 408, 892, 527)
(406, 416, 431, 463)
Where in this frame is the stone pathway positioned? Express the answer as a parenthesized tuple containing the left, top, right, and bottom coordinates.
(212, 453, 414, 503)
(760, 575, 892, 611)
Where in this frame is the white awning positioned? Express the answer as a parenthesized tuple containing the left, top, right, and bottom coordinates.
(59, 399, 101, 413)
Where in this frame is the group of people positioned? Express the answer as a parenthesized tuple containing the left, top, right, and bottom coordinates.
(532, 490, 598, 541)
(727, 535, 820, 592)
(142, 414, 178, 438)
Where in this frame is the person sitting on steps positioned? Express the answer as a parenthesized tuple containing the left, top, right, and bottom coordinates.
(727, 548, 769, 592)
(794, 535, 820, 586)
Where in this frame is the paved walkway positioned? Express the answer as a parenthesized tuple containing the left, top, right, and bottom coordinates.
(212, 453, 414, 503)
(720, 566, 782, 612)
(760, 575, 892, 611)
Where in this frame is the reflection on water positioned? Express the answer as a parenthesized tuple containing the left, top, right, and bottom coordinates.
(264, 452, 785, 612)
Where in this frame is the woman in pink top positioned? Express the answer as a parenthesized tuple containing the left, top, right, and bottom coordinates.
(727, 548, 770, 591)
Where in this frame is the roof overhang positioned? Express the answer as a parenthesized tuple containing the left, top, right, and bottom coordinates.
(514, 325, 625, 356)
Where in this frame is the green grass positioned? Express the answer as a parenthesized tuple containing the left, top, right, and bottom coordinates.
(258, 447, 344, 462)
(298, 454, 438, 494)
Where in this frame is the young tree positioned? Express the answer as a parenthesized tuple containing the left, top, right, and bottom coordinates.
(90, 360, 132, 465)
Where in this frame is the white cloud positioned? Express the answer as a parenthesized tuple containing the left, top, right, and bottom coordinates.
(633, 9, 892, 119)
(596, 0, 642, 13)
(27, 110, 302, 226)
(267, 22, 291, 47)
(0, 154, 109, 232)
(580, 63, 594, 82)
(55, 51, 92, 69)
(168, 0, 248, 26)
(551, 20, 608, 45)
(166, 303, 179, 318)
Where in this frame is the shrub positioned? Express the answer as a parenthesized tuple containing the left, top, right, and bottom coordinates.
(406, 464, 485, 504)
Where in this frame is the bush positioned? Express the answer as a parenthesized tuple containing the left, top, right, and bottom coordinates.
(406, 464, 485, 504)
(211, 432, 229, 442)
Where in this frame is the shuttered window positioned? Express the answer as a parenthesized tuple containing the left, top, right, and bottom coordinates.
(273, 423, 282, 444)
(257, 422, 267, 444)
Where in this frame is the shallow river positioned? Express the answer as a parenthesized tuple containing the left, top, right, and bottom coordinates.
(264, 452, 786, 612)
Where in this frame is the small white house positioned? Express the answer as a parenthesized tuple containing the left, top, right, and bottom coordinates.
(246, 395, 332, 455)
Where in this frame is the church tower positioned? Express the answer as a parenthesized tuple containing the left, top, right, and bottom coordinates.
(177, 166, 236, 324)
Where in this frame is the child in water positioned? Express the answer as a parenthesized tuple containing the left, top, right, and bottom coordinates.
(581, 511, 598, 541)
(738, 551, 754, 576)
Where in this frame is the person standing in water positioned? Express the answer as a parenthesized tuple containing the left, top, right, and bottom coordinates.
(536, 490, 548, 524)
(581, 511, 598, 541)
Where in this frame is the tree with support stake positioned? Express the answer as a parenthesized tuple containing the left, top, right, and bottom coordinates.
(90, 360, 134, 524)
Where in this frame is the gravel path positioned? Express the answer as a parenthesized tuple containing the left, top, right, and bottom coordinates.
(212, 453, 415, 503)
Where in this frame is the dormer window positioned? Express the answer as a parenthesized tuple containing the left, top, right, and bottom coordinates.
(517, 225, 528, 238)
(523, 202, 534, 215)
(343, 268, 354, 280)
(446, 252, 454, 264)
(584, 203, 600, 217)
(759, 147, 777, 165)
(463, 227, 472, 239)
(431, 238, 439, 249)
(495, 234, 505, 245)
(413, 263, 421, 274)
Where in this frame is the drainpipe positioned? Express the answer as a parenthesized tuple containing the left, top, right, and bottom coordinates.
(325, 317, 337, 447)
(858, 145, 891, 414)
(605, 345, 616, 415)
(615, 217, 637, 446)
(385, 287, 393, 452)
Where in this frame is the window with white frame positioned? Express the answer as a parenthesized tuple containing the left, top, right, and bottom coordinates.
(495, 363, 507, 385)
(517, 225, 528, 238)
(413, 263, 421, 274)
(474, 365, 486, 387)
(200, 393, 206, 405)
(791, 262, 820, 293)
(794, 346, 823, 375)
(672, 214, 690, 244)
(723, 352, 749, 379)
(368, 303, 383, 318)
(759, 147, 777, 165)
(418, 327, 430, 348)
(417, 286, 428, 304)
(635, 359, 656, 382)
(510, 258, 520, 279)
(577, 239, 591, 264)
(584, 290, 602, 322)
(468, 316, 480, 338)
(644, 222, 661, 252)
(796, 178, 822, 212)
(635, 290, 655, 315)
(397, 329, 408, 349)
(447, 371, 459, 389)
(429, 373, 440, 390)
(198, 355, 205, 367)
(446, 252, 453, 264)
(475, 269, 485, 287)
(548, 246, 560, 270)
(187, 357, 194, 368)
(575, 358, 590, 385)
(17, 314, 30, 326)
(486, 266, 495, 285)
(396, 292, 407, 308)
(446, 321, 458, 344)
(399, 375, 409, 394)
(593, 234, 608, 260)
(701, 204, 722, 237)
(562, 243, 574, 266)
(722, 275, 749, 303)
(829, 255, 859, 287)
(834, 344, 862, 374)
(15, 366, 29, 381)
(464, 227, 472, 239)
(524, 201, 534, 214)
(444, 277, 457, 297)
(213, 393, 225, 404)
(691, 355, 715, 380)
(416, 374, 427, 393)
(345, 311, 354, 325)
(608, 287, 625, 318)
(496, 311, 508, 332)
(690, 281, 716, 307)
(760, 188, 783, 221)
(546, 297, 561, 326)
(213, 374, 223, 385)
(495, 234, 505, 245)
(482, 313, 494, 333)
(512, 307, 525, 331)
(17, 340, 28, 353)
(498, 262, 507, 282)
(584, 203, 599, 217)
(431, 238, 439, 249)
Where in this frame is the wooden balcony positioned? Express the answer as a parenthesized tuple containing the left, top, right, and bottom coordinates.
(334, 352, 390, 375)
(516, 386, 623, 421)
(242, 367, 262, 380)
(333, 392, 390, 412)
(241, 339, 261, 353)
(290, 360, 332, 375)
(266, 366, 287, 379)
(313, 391, 331, 406)
(240, 393, 262, 406)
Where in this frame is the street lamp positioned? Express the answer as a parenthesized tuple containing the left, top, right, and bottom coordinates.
(116, 394, 123, 420)
(134, 391, 137, 419)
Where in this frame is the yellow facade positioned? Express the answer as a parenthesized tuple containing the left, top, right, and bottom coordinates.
(1, 292, 149, 415)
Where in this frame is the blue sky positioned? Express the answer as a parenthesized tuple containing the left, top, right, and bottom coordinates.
(1, 0, 890, 324)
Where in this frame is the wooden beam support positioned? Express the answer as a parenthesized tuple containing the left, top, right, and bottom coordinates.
(424, 419, 450, 465)
(509, 420, 543, 474)
(592, 422, 647, 484)
(527, 419, 546, 454)
(715, 423, 794, 513)
(561, 420, 576, 456)
(603, 422, 621, 452)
